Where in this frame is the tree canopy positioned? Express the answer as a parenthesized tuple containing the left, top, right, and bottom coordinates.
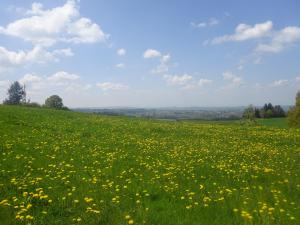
(3, 81, 26, 105)
(44, 95, 64, 109)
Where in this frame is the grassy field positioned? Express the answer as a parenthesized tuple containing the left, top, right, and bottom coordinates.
(257, 118, 288, 128)
(0, 106, 299, 225)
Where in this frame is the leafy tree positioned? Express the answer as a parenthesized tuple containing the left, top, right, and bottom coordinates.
(243, 105, 256, 122)
(287, 91, 300, 128)
(44, 95, 64, 109)
(261, 103, 274, 118)
(3, 81, 26, 105)
(265, 109, 273, 118)
(273, 105, 285, 117)
(267, 103, 274, 111)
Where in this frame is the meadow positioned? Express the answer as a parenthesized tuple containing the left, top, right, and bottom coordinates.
(0, 106, 299, 225)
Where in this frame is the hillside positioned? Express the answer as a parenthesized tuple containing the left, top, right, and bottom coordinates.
(0, 106, 299, 225)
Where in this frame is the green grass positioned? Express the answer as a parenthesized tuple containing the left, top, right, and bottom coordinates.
(257, 118, 288, 128)
(0, 106, 299, 225)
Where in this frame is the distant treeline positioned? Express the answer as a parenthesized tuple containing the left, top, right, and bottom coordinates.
(2, 81, 68, 110)
(243, 103, 286, 120)
(254, 103, 286, 118)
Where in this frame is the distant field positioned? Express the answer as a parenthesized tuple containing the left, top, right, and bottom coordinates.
(257, 118, 288, 128)
(0, 106, 299, 225)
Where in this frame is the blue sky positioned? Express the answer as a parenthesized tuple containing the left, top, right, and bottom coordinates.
(0, 0, 300, 107)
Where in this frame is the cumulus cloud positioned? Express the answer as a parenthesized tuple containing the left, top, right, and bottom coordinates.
(212, 21, 273, 44)
(222, 71, 243, 86)
(162, 74, 213, 89)
(210, 20, 300, 54)
(0, 45, 72, 71)
(143, 48, 171, 74)
(0, 0, 108, 46)
(163, 74, 193, 86)
(19, 73, 42, 84)
(47, 71, 80, 82)
(256, 26, 300, 53)
(96, 82, 128, 91)
(190, 18, 219, 28)
(296, 76, 300, 81)
(18, 71, 87, 94)
(117, 48, 126, 56)
(143, 49, 161, 58)
(152, 54, 171, 74)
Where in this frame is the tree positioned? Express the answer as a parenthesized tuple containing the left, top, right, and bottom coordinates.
(254, 108, 261, 118)
(44, 95, 64, 109)
(243, 105, 256, 122)
(3, 81, 26, 105)
(273, 105, 285, 117)
(287, 91, 300, 128)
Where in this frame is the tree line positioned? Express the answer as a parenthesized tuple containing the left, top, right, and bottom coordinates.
(235, 91, 300, 128)
(2, 81, 68, 110)
(243, 103, 286, 120)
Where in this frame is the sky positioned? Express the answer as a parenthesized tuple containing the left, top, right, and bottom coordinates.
(0, 0, 300, 107)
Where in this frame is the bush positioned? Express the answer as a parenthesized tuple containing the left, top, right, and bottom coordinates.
(287, 91, 300, 128)
(44, 95, 64, 109)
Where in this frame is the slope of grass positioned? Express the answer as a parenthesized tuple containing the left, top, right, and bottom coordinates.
(0, 106, 299, 225)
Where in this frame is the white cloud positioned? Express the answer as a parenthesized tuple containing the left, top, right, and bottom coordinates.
(296, 76, 300, 81)
(17, 71, 89, 95)
(47, 71, 80, 82)
(115, 63, 125, 68)
(117, 48, 126, 56)
(222, 71, 243, 86)
(212, 21, 273, 44)
(19, 73, 42, 84)
(152, 54, 171, 74)
(96, 82, 128, 91)
(198, 78, 213, 87)
(270, 79, 289, 87)
(66, 17, 108, 44)
(163, 74, 193, 86)
(143, 49, 171, 74)
(143, 49, 161, 58)
(256, 26, 300, 53)
(0, 45, 73, 71)
(191, 17, 219, 28)
(0, 0, 108, 46)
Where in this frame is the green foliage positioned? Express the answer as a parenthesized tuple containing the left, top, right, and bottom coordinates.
(287, 91, 300, 128)
(44, 95, 64, 109)
(273, 105, 286, 117)
(0, 106, 299, 225)
(242, 105, 256, 122)
(3, 81, 26, 105)
(249, 103, 286, 118)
